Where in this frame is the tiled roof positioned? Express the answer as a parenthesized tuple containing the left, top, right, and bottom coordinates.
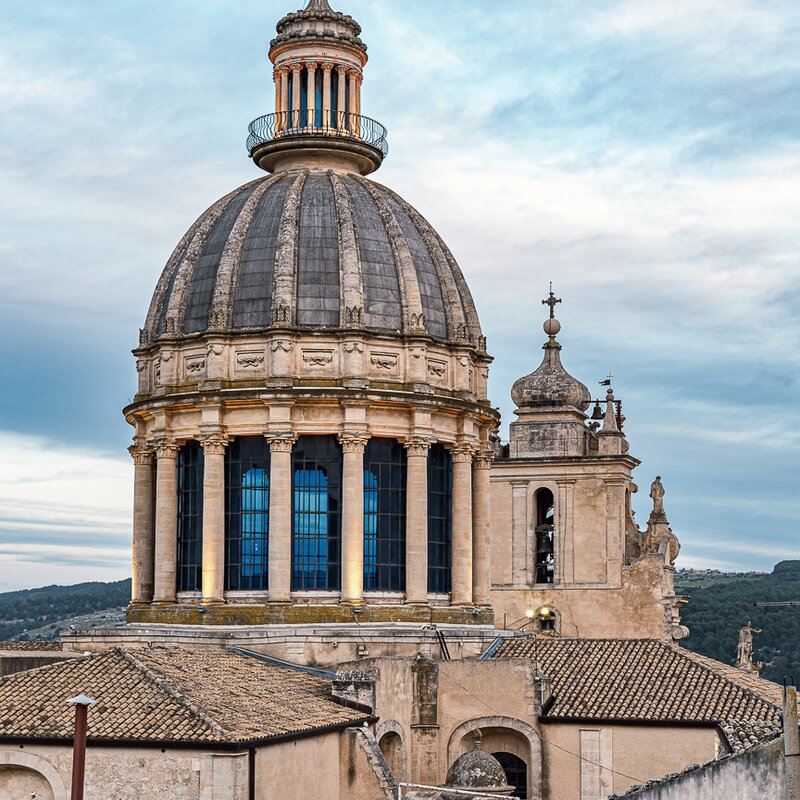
(0, 647, 371, 745)
(718, 718, 782, 754)
(0, 641, 65, 651)
(491, 637, 781, 725)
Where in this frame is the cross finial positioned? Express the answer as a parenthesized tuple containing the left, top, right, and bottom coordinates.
(542, 282, 562, 320)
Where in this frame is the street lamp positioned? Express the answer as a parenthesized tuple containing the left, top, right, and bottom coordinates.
(67, 694, 97, 800)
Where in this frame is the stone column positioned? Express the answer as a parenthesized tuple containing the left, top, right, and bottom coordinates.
(339, 434, 369, 605)
(337, 68, 347, 129)
(322, 62, 333, 128)
(200, 434, 229, 605)
(472, 451, 492, 607)
(274, 68, 281, 119)
(348, 68, 359, 128)
(291, 62, 302, 129)
(267, 434, 295, 602)
(405, 440, 430, 604)
(279, 67, 289, 130)
(450, 445, 474, 606)
(129, 444, 155, 604)
(306, 62, 317, 129)
(153, 440, 180, 603)
(355, 72, 363, 117)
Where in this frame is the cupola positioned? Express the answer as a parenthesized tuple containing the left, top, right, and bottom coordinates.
(248, 0, 386, 175)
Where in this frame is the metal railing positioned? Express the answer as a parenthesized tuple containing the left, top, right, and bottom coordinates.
(247, 110, 389, 158)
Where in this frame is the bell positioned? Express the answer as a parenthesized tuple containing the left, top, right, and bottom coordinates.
(591, 401, 604, 420)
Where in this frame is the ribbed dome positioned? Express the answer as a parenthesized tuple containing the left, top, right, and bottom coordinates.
(142, 169, 483, 346)
(512, 337, 591, 411)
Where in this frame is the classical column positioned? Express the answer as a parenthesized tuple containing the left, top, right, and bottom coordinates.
(279, 67, 290, 130)
(129, 444, 155, 604)
(337, 67, 347, 130)
(267, 434, 295, 602)
(152, 439, 180, 603)
(274, 68, 282, 120)
(291, 62, 302, 129)
(355, 72, 363, 117)
(450, 445, 474, 606)
(339, 434, 369, 604)
(348, 68, 359, 129)
(472, 451, 492, 607)
(200, 434, 229, 605)
(404, 440, 430, 605)
(306, 62, 317, 129)
(321, 62, 333, 128)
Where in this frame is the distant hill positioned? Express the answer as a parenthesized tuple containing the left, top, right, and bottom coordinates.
(0, 580, 130, 641)
(677, 561, 800, 683)
(3, 566, 799, 683)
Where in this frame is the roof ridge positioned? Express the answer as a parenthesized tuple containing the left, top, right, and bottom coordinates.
(666, 645, 781, 711)
(0, 648, 97, 685)
(117, 649, 232, 742)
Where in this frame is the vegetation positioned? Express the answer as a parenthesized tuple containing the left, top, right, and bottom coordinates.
(0, 580, 130, 641)
(677, 561, 800, 683)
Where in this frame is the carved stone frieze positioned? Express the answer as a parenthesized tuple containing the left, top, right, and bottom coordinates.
(427, 360, 446, 378)
(270, 340, 293, 353)
(303, 351, 334, 367)
(237, 353, 265, 369)
(370, 354, 398, 371)
(344, 342, 365, 354)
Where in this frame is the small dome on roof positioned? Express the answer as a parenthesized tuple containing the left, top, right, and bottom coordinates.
(445, 733, 514, 797)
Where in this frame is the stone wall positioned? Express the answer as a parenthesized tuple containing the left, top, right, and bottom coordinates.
(612, 737, 785, 800)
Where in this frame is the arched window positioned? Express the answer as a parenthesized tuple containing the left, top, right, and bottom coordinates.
(225, 437, 270, 591)
(177, 441, 204, 592)
(534, 488, 555, 585)
(292, 435, 342, 591)
(427, 444, 452, 594)
(364, 438, 406, 592)
(492, 752, 528, 799)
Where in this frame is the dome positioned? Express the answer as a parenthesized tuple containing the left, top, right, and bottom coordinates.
(511, 323, 591, 411)
(142, 168, 483, 347)
(445, 743, 513, 795)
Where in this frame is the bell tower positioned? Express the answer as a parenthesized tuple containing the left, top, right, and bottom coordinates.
(489, 291, 686, 643)
(248, 0, 387, 175)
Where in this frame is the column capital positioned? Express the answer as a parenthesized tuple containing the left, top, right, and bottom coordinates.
(275, 65, 290, 77)
(404, 438, 432, 457)
(321, 61, 335, 73)
(473, 450, 493, 470)
(200, 433, 230, 456)
(128, 444, 154, 466)
(451, 443, 477, 463)
(290, 61, 303, 73)
(150, 438, 180, 460)
(346, 66, 362, 78)
(338, 432, 370, 454)
(265, 432, 297, 453)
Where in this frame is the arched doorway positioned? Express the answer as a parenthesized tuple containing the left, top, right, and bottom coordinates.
(379, 731, 404, 778)
(0, 765, 55, 800)
(493, 752, 528, 799)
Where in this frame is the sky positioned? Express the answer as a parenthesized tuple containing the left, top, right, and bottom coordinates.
(0, 0, 798, 591)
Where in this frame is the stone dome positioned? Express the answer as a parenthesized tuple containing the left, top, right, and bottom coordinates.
(511, 328, 591, 412)
(445, 743, 513, 796)
(142, 168, 483, 348)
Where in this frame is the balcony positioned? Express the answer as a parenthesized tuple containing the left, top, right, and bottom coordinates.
(247, 111, 389, 174)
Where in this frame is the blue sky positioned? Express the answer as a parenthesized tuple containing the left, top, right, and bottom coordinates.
(0, 0, 798, 590)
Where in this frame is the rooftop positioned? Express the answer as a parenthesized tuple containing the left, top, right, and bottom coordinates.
(491, 637, 782, 725)
(0, 647, 372, 745)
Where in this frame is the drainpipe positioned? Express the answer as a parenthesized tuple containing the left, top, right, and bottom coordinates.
(249, 748, 256, 800)
(784, 681, 800, 800)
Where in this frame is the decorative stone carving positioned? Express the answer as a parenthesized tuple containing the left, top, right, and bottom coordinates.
(207, 344, 224, 357)
(451, 443, 476, 463)
(478, 335, 488, 352)
(338, 433, 370, 453)
(128, 445, 154, 466)
(344, 342, 364, 354)
(454, 323, 471, 342)
(270, 340, 293, 353)
(370, 354, 397, 371)
(163, 316, 177, 335)
(185, 358, 206, 374)
(409, 312, 426, 332)
(404, 438, 431, 457)
(474, 451, 493, 470)
(345, 306, 364, 325)
(200, 433, 230, 455)
(151, 439, 180, 460)
(265, 432, 297, 453)
(208, 308, 225, 330)
(136, 360, 147, 373)
(303, 351, 334, 366)
(411, 346, 427, 360)
(237, 353, 265, 369)
(138, 328, 150, 346)
(428, 360, 446, 378)
(736, 622, 763, 673)
(273, 304, 291, 324)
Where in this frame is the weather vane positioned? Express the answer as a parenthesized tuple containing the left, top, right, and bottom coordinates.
(542, 282, 562, 320)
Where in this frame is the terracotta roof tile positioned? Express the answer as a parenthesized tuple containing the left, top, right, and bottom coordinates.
(0, 647, 370, 744)
(492, 637, 781, 725)
(0, 641, 65, 651)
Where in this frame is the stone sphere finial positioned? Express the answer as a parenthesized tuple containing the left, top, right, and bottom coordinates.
(543, 317, 561, 338)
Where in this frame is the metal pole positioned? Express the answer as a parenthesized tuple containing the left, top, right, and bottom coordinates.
(784, 682, 800, 800)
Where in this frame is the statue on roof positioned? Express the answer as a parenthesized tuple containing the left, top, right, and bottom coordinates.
(736, 621, 763, 674)
(650, 476, 666, 518)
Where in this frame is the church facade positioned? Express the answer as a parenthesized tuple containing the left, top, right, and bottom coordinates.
(0, 2, 783, 800)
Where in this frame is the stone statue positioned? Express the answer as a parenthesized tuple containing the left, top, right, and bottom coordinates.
(650, 476, 666, 517)
(736, 621, 762, 670)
